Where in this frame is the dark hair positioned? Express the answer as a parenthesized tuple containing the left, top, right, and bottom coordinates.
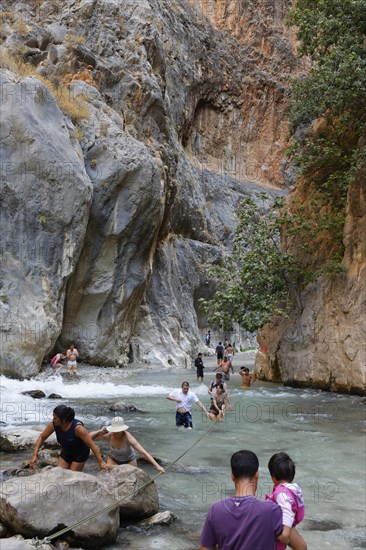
(53, 405, 75, 422)
(231, 450, 259, 480)
(268, 452, 295, 482)
(181, 381, 190, 387)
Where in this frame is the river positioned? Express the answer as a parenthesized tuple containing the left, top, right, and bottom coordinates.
(0, 352, 365, 549)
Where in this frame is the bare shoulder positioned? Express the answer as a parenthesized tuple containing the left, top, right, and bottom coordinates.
(126, 431, 137, 443)
(74, 422, 87, 434)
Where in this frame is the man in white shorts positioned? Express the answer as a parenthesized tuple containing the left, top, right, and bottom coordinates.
(67, 344, 79, 381)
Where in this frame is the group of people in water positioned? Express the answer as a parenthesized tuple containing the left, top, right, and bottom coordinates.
(30, 404, 165, 474)
(191, 341, 256, 423)
(29, 401, 306, 549)
(30, 339, 306, 549)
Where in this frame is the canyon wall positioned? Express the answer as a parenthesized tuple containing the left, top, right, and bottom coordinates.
(256, 175, 366, 394)
(0, 0, 363, 393)
(0, 0, 296, 376)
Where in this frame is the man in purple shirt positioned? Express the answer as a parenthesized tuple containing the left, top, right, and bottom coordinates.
(200, 450, 283, 550)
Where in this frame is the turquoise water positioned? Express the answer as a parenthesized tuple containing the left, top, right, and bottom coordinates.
(0, 353, 365, 549)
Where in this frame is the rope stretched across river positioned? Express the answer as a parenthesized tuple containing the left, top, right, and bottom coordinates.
(33, 418, 220, 546)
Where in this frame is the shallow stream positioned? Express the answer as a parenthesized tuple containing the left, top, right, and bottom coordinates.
(0, 352, 365, 549)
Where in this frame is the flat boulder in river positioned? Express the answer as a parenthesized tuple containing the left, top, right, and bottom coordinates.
(21, 390, 46, 399)
(109, 401, 145, 413)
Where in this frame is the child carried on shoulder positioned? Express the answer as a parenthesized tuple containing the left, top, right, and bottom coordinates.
(266, 452, 307, 550)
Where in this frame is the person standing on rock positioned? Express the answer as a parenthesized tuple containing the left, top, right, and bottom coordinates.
(167, 381, 210, 429)
(90, 416, 165, 473)
(66, 343, 79, 381)
(29, 405, 108, 471)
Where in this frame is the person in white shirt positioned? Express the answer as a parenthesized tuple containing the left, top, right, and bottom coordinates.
(167, 381, 210, 429)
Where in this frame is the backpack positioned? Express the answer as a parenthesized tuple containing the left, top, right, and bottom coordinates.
(266, 484, 305, 526)
(216, 344, 224, 354)
(50, 354, 59, 364)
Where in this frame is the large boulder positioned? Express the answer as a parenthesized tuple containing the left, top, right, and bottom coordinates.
(0, 71, 92, 378)
(0, 467, 119, 547)
(97, 464, 159, 521)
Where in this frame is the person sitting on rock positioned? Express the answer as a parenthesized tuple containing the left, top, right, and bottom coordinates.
(90, 416, 165, 473)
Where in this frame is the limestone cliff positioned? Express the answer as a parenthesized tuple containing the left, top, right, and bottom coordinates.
(255, 174, 366, 395)
(1, 0, 363, 393)
(0, 0, 297, 377)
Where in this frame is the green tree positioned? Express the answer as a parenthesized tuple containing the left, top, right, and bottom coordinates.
(200, 1, 366, 333)
(199, 195, 302, 333)
(288, 0, 366, 205)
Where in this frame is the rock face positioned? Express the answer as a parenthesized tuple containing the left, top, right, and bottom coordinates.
(0, 0, 297, 377)
(0, 71, 92, 378)
(255, 177, 366, 394)
(0, 467, 119, 547)
(0, 1, 363, 393)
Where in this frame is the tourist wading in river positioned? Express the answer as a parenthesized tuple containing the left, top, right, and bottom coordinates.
(167, 381, 210, 429)
(90, 416, 165, 473)
(29, 405, 108, 471)
(239, 367, 257, 388)
(208, 372, 233, 410)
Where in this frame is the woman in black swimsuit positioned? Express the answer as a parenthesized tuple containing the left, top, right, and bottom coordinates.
(29, 405, 108, 471)
(91, 416, 165, 473)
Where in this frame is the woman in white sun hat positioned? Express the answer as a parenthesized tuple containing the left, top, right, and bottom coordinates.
(90, 416, 165, 473)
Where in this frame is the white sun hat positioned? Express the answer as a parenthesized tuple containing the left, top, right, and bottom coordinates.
(106, 416, 129, 432)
